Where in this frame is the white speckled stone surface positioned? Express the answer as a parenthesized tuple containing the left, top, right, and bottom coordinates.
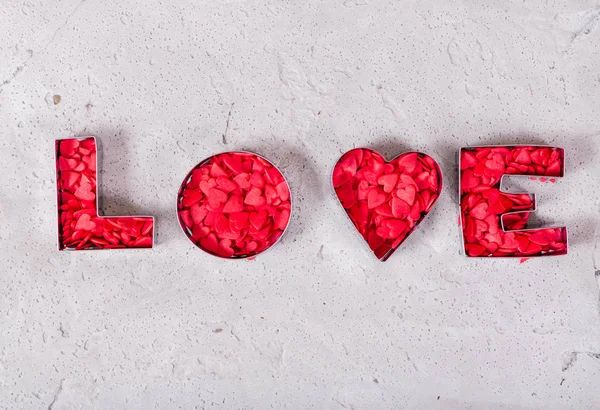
(1, 0, 600, 408)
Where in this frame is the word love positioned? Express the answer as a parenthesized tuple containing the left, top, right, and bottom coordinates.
(55, 138, 568, 260)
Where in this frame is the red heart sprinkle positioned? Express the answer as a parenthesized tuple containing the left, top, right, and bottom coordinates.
(192, 224, 210, 240)
(470, 202, 488, 219)
(249, 210, 268, 230)
(58, 157, 79, 171)
(367, 188, 386, 209)
(216, 177, 237, 193)
(200, 233, 219, 253)
(182, 189, 203, 207)
(223, 195, 244, 213)
(264, 185, 278, 203)
(460, 151, 478, 169)
(61, 171, 80, 189)
(244, 187, 266, 207)
(397, 153, 418, 173)
(222, 154, 244, 174)
(199, 179, 217, 195)
(378, 174, 398, 193)
(132, 236, 152, 247)
(396, 185, 416, 206)
(75, 213, 96, 231)
(190, 204, 208, 224)
(332, 153, 359, 187)
(59, 139, 79, 157)
(210, 163, 228, 178)
(246, 241, 258, 252)
(229, 212, 249, 229)
(274, 209, 291, 231)
(218, 239, 235, 257)
(74, 183, 96, 202)
(250, 173, 266, 188)
(275, 181, 290, 201)
(233, 173, 251, 189)
(207, 188, 228, 208)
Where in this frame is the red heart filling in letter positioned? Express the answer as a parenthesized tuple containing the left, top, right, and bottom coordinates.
(332, 148, 442, 261)
(55, 137, 154, 250)
(177, 152, 292, 258)
(459, 146, 567, 257)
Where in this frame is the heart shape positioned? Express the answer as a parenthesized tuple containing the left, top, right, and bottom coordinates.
(56, 137, 155, 250)
(332, 148, 443, 261)
(74, 182, 96, 202)
(75, 213, 97, 231)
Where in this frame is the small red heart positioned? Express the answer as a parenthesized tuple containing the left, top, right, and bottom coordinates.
(249, 173, 266, 188)
(75, 213, 96, 231)
(367, 188, 386, 209)
(229, 212, 249, 229)
(275, 181, 290, 201)
(210, 163, 228, 178)
(200, 233, 219, 253)
(470, 202, 488, 219)
(58, 157, 79, 171)
(216, 177, 237, 193)
(222, 154, 244, 174)
(222, 195, 244, 213)
(218, 239, 235, 257)
(244, 187, 266, 207)
(333, 148, 442, 261)
(207, 188, 227, 208)
(61, 171, 80, 189)
(59, 139, 79, 157)
(182, 188, 203, 207)
(264, 185, 278, 203)
(246, 240, 258, 252)
(377, 174, 398, 193)
(273, 209, 291, 231)
(249, 209, 268, 230)
(199, 179, 216, 195)
(190, 204, 208, 224)
(233, 173, 251, 190)
(395, 185, 416, 206)
(74, 182, 96, 202)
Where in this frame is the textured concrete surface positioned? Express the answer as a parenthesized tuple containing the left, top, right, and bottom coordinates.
(1, 0, 600, 408)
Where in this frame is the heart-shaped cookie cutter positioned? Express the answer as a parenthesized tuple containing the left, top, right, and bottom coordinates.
(331, 148, 443, 262)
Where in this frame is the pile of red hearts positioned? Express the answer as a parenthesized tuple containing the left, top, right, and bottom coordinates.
(332, 148, 442, 261)
(177, 152, 292, 258)
(56, 138, 154, 250)
(460, 146, 567, 257)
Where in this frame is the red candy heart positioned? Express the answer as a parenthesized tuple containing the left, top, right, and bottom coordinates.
(177, 152, 291, 258)
(244, 187, 266, 207)
(333, 148, 443, 261)
(459, 146, 567, 257)
(74, 213, 96, 231)
(56, 137, 154, 250)
(222, 195, 244, 213)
